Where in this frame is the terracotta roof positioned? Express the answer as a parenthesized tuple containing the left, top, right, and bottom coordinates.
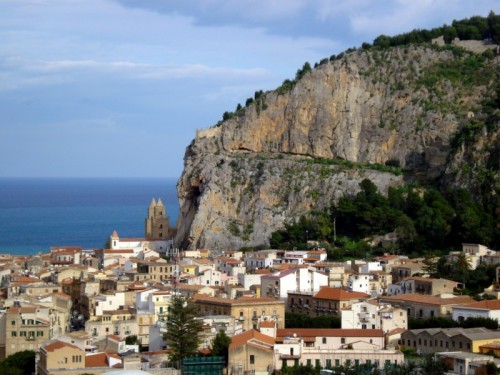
(277, 328, 384, 339)
(43, 340, 81, 352)
(381, 294, 473, 306)
(192, 294, 282, 305)
(86, 353, 111, 368)
(106, 334, 124, 342)
(273, 264, 292, 271)
(50, 246, 82, 252)
(255, 269, 271, 274)
(479, 342, 500, 350)
(52, 292, 71, 299)
(403, 276, 457, 284)
(229, 329, 275, 349)
(456, 299, 500, 310)
(313, 287, 370, 301)
(218, 257, 242, 264)
(387, 327, 407, 336)
(259, 320, 276, 328)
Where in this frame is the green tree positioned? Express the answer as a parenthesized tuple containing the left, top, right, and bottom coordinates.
(211, 330, 231, 365)
(421, 252, 440, 277)
(452, 252, 472, 277)
(125, 335, 139, 345)
(0, 350, 36, 375)
(164, 296, 203, 366)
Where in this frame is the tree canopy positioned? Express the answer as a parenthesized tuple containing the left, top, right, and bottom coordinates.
(210, 330, 231, 365)
(0, 350, 36, 375)
(164, 295, 203, 365)
(270, 179, 498, 257)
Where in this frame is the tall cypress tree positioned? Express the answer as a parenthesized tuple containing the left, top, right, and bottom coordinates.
(164, 295, 203, 366)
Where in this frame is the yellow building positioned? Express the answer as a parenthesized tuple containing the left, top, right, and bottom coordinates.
(402, 327, 500, 354)
(38, 340, 85, 375)
(192, 295, 285, 331)
(228, 329, 275, 375)
(4, 305, 50, 358)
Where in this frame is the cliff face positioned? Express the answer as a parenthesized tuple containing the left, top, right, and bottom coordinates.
(176, 46, 499, 250)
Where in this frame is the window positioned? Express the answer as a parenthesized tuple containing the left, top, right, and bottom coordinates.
(249, 355, 254, 364)
(341, 338, 346, 344)
(316, 359, 321, 367)
(11, 321, 15, 325)
(11, 332, 17, 337)
(322, 337, 327, 344)
(307, 359, 312, 366)
(20, 331, 26, 337)
(326, 359, 331, 368)
(335, 359, 340, 366)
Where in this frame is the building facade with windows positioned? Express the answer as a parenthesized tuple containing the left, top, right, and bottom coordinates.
(192, 295, 285, 331)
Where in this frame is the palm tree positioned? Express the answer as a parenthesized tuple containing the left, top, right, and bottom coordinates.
(454, 252, 472, 272)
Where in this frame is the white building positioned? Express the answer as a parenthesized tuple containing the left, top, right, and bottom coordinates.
(348, 274, 372, 295)
(261, 268, 328, 300)
(359, 262, 383, 274)
(341, 301, 408, 332)
(452, 300, 500, 323)
(93, 292, 126, 317)
(244, 255, 275, 269)
(435, 352, 500, 375)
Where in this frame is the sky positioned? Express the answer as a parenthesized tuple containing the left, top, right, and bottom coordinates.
(1, 0, 498, 178)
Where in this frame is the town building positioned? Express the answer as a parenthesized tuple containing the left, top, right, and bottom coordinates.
(387, 276, 461, 296)
(380, 293, 474, 319)
(341, 300, 408, 332)
(452, 299, 500, 323)
(288, 287, 370, 317)
(192, 294, 285, 331)
(228, 328, 404, 374)
(401, 327, 500, 354)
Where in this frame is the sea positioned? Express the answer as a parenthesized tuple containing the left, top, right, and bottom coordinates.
(0, 177, 179, 255)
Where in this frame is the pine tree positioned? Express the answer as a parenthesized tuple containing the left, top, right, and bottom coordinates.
(211, 330, 231, 364)
(164, 295, 203, 366)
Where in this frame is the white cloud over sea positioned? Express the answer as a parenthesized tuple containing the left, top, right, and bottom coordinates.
(0, 0, 498, 177)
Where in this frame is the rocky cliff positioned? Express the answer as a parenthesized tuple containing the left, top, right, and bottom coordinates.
(176, 45, 499, 250)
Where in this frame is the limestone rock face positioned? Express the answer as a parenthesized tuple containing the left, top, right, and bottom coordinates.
(176, 46, 498, 250)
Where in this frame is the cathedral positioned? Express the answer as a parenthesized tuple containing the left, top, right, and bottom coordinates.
(144, 198, 176, 240)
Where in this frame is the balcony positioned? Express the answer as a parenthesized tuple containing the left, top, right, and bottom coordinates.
(26, 336, 35, 341)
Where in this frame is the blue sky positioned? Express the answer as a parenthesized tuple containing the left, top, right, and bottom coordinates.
(1, 0, 498, 178)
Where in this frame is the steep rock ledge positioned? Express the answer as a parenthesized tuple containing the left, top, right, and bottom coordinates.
(175, 46, 498, 250)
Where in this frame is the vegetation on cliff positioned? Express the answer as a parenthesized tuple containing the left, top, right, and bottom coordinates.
(270, 179, 498, 256)
(370, 11, 500, 48)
